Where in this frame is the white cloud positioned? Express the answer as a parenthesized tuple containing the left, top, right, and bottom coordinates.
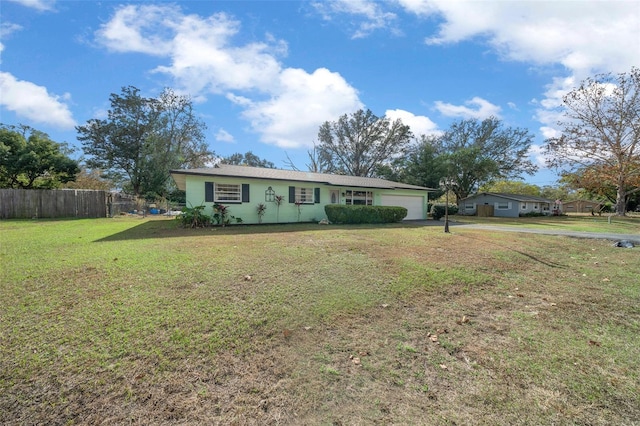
(96, 5, 176, 56)
(396, 1, 639, 144)
(96, 4, 363, 149)
(384, 109, 440, 137)
(401, 1, 638, 76)
(6, 0, 55, 12)
(434, 96, 501, 119)
(215, 128, 235, 143)
(527, 144, 549, 169)
(0, 22, 23, 58)
(0, 72, 76, 129)
(311, 0, 399, 38)
(239, 68, 363, 148)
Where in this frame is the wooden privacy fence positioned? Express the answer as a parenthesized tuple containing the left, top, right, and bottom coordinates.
(0, 189, 107, 219)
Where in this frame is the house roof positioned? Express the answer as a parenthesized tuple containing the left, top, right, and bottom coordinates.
(461, 192, 554, 203)
(170, 164, 434, 192)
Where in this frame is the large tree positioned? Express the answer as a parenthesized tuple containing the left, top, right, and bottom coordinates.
(317, 109, 413, 177)
(437, 117, 537, 200)
(0, 124, 79, 189)
(561, 160, 640, 208)
(544, 68, 640, 215)
(77, 86, 213, 199)
(221, 151, 275, 168)
(376, 135, 445, 196)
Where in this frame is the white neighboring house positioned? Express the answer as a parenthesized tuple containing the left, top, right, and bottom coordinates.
(459, 192, 557, 218)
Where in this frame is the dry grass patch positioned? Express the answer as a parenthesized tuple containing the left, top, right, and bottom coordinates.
(1, 218, 638, 425)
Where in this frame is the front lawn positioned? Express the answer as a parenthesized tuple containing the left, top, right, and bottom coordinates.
(1, 217, 638, 425)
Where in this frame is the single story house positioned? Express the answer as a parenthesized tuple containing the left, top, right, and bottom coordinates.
(459, 192, 557, 218)
(562, 199, 602, 214)
(170, 164, 434, 224)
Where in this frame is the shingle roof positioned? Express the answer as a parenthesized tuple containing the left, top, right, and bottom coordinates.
(462, 192, 554, 203)
(170, 164, 434, 191)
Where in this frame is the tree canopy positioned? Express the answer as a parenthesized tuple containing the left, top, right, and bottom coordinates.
(434, 118, 536, 200)
(478, 180, 541, 196)
(316, 109, 413, 177)
(221, 151, 275, 168)
(0, 124, 79, 189)
(544, 67, 640, 215)
(376, 135, 445, 196)
(77, 86, 213, 200)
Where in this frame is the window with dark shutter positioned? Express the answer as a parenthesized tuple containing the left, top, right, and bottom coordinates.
(242, 184, 250, 203)
(289, 186, 295, 203)
(205, 182, 214, 202)
(314, 188, 320, 204)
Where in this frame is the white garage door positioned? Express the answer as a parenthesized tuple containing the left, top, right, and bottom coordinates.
(380, 195, 425, 220)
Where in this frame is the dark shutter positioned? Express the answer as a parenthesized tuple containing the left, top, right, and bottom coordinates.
(289, 186, 295, 203)
(242, 184, 250, 203)
(205, 182, 214, 202)
(314, 188, 320, 204)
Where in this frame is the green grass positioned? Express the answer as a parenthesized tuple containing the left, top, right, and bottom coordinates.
(1, 216, 639, 425)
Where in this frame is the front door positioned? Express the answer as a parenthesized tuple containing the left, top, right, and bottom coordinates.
(330, 190, 340, 204)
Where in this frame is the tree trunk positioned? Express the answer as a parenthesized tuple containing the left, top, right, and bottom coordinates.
(616, 174, 626, 216)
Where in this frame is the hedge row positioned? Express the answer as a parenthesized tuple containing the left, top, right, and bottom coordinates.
(324, 204, 407, 224)
(430, 204, 459, 220)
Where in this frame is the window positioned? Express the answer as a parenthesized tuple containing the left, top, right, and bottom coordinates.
(205, 182, 248, 203)
(289, 186, 319, 204)
(345, 190, 373, 205)
(465, 203, 475, 209)
(295, 187, 315, 204)
(215, 183, 241, 202)
(496, 202, 510, 210)
(521, 203, 527, 210)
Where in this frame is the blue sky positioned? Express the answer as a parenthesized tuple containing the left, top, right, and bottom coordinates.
(1, 0, 639, 187)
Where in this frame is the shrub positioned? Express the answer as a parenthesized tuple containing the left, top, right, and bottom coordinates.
(430, 204, 458, 221)
(520, 211, 547, 217)
(324, 204, 407, 224)
(177, 205, 211, 228)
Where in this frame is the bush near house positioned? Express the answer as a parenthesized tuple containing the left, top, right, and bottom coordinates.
(430, 204, 459, 220)
(325, 204, 407, 224)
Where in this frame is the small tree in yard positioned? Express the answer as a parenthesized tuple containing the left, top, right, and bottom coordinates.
(545, 68, 640, 216)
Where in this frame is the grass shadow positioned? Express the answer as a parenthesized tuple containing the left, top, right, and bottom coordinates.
(93, 218, 443, 242)
(457, 231, 568, 269)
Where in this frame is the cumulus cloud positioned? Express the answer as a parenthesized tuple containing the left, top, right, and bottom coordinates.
(6, 0, 55, 12)
(434, 96, 501, 120)
(395, 1, 640, 140)
(384, 109, 440, 138)
(215, 128, 235, 143)
(237, 68, 362, 148)
(400, 1, 638, 76)
(96, 4, 363, 149)
(311, 0, 399, 38)
(0, 72, 76, 128)
(527, 144, 550, 169)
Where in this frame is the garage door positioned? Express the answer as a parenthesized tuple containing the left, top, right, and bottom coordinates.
(380, 195, 425, 220)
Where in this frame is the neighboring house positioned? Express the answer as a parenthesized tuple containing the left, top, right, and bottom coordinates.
(459, 192, 556, 218)
(170, 164, 434, 224)
(562, 199, 602, 214)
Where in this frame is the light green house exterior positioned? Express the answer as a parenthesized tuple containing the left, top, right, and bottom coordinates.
(170, 164, 433, 224)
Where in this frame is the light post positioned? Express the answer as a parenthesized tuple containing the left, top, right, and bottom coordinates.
(439, 177, 454, 233)
(444, 183, 450, 233)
